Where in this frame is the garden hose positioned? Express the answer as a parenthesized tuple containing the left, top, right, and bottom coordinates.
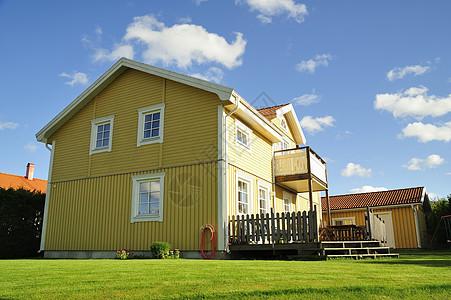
(200, 225, 216, 259)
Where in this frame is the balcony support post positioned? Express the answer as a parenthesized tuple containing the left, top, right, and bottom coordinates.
(306, 147, 314, 212)
(326, 189, 331, 227)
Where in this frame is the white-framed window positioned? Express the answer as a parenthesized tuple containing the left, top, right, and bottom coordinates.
(280, 116, 288, 131)
(332, 217, 356, 226)
(90, 115, 114, 155)
(283, 191, 293, 213)
(280, 139, 289, 151)
(137, 103, 165, 147)
(237, 172, 253, 215)
(131, 172, 165, 223)
(258, 180, 270, 215)
(235, 120, 252, 152)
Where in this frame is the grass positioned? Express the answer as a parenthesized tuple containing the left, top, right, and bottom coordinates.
(0, 251, 450, 299)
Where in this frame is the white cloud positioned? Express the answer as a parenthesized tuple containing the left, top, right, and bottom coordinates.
(0, 121, 19, 130)
(341, 163, 372, 177)
(59, 71, 89, 87)
(374, 86, 451, 119)
(178, 16, 192, 24)
(123, 15, 246, 69)
(93, 44, 135, 62)
(300, 116, 334, 134)
(293, 92, 320, 106)
(24, 142, 38, 154)
(194, 0, 208, 5)
(403, 154, 445, 170)
(428, 192, 442, 200)
(296, 54, 332, 73)
(349, 185, 388, 193)
(238, 0, 308, 23)
(189, 67, 224, 83)
(95, 26, 102, 36)
(401, 122, 451, 143)
(386, 65, 430, 81)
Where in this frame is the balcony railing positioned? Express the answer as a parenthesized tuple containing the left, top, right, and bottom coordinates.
(274, 146, 327, 185)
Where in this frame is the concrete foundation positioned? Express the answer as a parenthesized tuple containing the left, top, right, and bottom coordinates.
(43, 250, 230, 259)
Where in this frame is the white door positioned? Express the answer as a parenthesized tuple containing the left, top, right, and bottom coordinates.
(376, 212, 396, 248)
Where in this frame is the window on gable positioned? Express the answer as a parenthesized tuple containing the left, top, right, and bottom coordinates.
(131, 172, 165, 222)
(235, 120, 252, 151)
(137, 103, 165, 147)
(280, 117, 288, 131)
(90, 115, 114, 155)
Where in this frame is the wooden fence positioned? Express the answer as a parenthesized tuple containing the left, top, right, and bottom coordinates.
(229, 209, 318, 245)
(319, 225, 367, 241)
(365, 207, 387, 245)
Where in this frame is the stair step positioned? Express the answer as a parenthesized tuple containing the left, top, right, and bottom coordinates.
(326, 253, 399, 260)
(321, 241, 382, 248)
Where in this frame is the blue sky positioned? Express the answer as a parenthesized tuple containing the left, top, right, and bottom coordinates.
(1, 0, 450, 199)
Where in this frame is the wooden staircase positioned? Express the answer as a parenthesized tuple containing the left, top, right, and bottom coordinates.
(284, 240, 399, 260)
(321, 241, 399, 260)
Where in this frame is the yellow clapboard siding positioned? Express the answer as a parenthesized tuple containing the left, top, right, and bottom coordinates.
(227, 164, 317, 218)
(45, 162, 218, 251)
(50, 69, 222, 181)
(226, 115, 273, 181)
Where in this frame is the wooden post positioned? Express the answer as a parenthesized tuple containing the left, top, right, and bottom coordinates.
(306, 147, 314, 212)
(366, 206, 372, 241)
(326, 189, 331, 227)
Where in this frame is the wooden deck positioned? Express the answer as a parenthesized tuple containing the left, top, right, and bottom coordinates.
(229, 241, 398, 260)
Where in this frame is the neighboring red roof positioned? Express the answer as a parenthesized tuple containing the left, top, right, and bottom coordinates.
(0, 172, 47, 193)
(321, 187, 425, 211)
(257, 104, 290, 118)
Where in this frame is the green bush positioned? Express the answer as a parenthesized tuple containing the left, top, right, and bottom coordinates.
(150, 241, 171, 259)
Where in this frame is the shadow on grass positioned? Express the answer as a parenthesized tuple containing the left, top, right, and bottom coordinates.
(178, 284, 451, 300)
(367, 258, 451, 268)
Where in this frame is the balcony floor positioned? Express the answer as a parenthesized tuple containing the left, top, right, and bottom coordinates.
(275, 173, 327, 193)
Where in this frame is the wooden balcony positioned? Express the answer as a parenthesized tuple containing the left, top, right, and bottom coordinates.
(274, 146, 328, 193)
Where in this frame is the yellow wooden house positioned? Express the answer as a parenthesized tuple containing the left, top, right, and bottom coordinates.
(36, 58, 328, 258)
(321, 187, 430, 249)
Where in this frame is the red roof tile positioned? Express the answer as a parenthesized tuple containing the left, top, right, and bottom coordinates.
(257, 104, 290, 118)
(0, 172, 47, 193)
(321, 187, 425, 211)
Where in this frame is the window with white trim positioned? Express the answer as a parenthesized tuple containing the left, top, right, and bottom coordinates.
(237, 172, 253, 215)
(258, 181, 270, 215)
(280, 139, 289, 151)
(90, 115, 114, 155)
(235, 120, 252, 151)
(333, 217, 355, 226)
(283, 192, 292, 213)
(137, 103, 165, 147)
(131, 172, 165, 222)
(258, 186, 268, 215)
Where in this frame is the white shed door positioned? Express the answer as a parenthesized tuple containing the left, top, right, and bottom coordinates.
(376, 212, 396, 248)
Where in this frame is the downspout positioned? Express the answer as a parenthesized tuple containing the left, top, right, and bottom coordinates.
(412, 204, 421, 248)
(222, 99, 239, 252)
(39, 140, 55, 253)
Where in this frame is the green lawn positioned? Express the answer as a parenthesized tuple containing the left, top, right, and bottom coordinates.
(1, 251, 450, 299)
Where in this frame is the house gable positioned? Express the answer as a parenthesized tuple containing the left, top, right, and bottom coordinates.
(36, 58, 235, 144)
(48, 68, 224, 181)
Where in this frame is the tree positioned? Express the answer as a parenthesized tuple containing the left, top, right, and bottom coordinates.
(0, 188, 45, 258)
(426, 194, 451, 249)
